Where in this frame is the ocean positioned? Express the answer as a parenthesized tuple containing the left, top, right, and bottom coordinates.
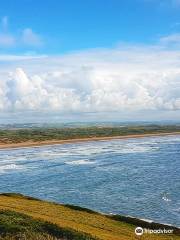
(0, 135, 179, 227)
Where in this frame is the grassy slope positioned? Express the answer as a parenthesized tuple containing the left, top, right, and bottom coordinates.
(0, 125, 180, 143)
(0, 210, 97, 240)
(0, 194, 179, 240)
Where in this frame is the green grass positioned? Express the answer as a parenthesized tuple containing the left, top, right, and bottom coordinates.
(0, 125, 180, 143)
(0, 210, 98, 240)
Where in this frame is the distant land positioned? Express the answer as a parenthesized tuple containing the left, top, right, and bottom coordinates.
(0, 124, 180, 149)
(0, 121, 180, 130)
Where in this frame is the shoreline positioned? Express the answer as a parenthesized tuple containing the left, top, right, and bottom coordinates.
(0, 131, 180, 150)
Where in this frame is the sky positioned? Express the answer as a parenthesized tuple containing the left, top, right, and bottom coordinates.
(1, 0, 180, 123)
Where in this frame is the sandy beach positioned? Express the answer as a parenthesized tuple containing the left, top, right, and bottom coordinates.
(0, 131, 180, 150)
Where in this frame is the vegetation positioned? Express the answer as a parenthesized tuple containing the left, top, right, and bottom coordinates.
(0, 210, 97, 240)
(0, 193, 179, 240)
(0, 125, 180, 144)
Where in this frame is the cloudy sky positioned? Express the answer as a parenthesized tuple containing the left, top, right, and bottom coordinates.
(1, 0, 180, 123)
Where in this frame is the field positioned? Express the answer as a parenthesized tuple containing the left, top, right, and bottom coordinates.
(0, 193, 179, 240)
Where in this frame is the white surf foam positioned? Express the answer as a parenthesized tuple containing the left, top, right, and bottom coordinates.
(0, 164, 24, 173)
(65, 159, 94, 165)
(162, 196, 171, 202)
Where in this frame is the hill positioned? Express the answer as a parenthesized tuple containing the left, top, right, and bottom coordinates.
(0, 193, 179, 240)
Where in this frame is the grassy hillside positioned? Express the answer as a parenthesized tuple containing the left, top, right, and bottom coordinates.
(0, 210, 97, 240)
(0, 193, 179, 240)
(0, 125, 180, 144)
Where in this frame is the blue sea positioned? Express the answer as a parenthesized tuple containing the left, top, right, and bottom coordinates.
(0, 135, 179, 227)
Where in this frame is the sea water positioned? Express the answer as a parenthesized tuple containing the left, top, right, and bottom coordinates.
(0, 135, 179, 226)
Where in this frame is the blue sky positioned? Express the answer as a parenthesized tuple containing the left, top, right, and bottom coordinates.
(1, 0, 180, 54)
(0, 0, 180, 123)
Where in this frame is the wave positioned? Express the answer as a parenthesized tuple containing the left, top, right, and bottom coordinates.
(65, 159, 95, 165)
(0, 164, 24, 173)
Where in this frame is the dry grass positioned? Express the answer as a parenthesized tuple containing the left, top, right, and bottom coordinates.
(0, 194, 179, 240)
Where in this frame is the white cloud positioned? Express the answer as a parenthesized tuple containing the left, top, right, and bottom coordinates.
(0, 43, 180, 116)
(0, 16, 43, 48)
(0, 54, 46, 61)
(22, 28, 43, 46)
(1, 16, 8, 30)
(0, 17, 15, 47)
(160, 33, 180, 45)
(0, 33, 15, 47)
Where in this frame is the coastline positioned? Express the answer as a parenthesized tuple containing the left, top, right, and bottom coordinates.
(0, 131, 180, 149)
(0, 193, 179, 240)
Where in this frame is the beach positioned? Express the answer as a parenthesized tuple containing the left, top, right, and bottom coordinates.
(0, 131, 180, 149)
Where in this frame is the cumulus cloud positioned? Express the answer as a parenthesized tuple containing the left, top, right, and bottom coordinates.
(0, 16, 43, 48)
(6, 68, 80, 111)
(160, 33, 180, 46)
(0, 16, 15, 47)
(22, 28, 43, 46)
(0, 33, 15, 47)
(0, 44, 180, 114)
